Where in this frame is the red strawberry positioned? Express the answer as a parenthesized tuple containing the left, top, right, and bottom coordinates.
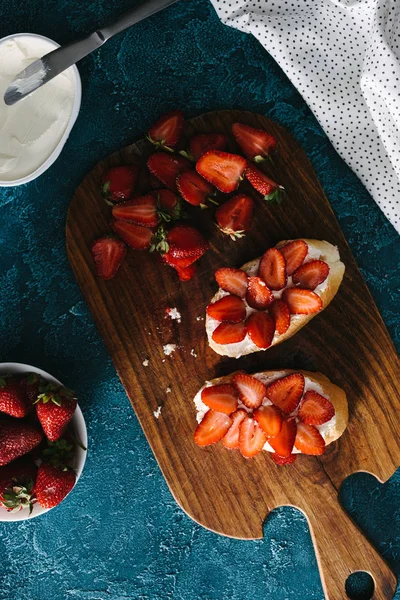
(292, 260, 330, 290)
(207, 295, 246, 323)
(166, 224, 209, 259)
(269, 300, 290, 335)
(152, 189, 179, 212)
(176, 170, 214, 207)
(0, 377, 29, 418)
(161, 252, 198, 269)
(246, 276, 274, 310)
(91, 237, 127, 280)
(294, 422, 325, 455)
(102, 165, 138, 202)
(0, 459, 37, 513)
(194, 410, 232, 447)
(270, 453, 297, 465)
(35, 385, 77, 442)
(282, 288, 323, 314)
(148, 110, 184, 151)
(35, 463, 76, 508)
(280, 240, 308, 275)
(232, 122, 277, 163)
(245, 164, 284, 202)
(188, 133, 228, 161)
(222, 408, 248, 450)
(253, 405, 282, 437)
(201, 384, 238, 415)
(196, 151, 247, 193)
(268, 418, 297, 457)
(19, 373, 42, 408)
(175, 263, 197, 281)
(239, 417, 267, 458)
(112, 194, 159, 227)
(147, 152, 191, 191)
(245, 312, 275, 348)
(212, 322, 246, 345)
(111, 220, 153, 251)
(215, 268, 248, 298)
(232, 373, 266, 409)
(215, 194, 254, 240)
(0, 422, 43, 466)
(298, 391, 335, 425)
(259, 248, 287, 290)
(266, 373, 305, 414)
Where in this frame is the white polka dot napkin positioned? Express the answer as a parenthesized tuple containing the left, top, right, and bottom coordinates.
(210, 0, 400, 232)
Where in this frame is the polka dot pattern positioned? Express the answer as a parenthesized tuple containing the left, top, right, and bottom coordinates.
(211, 0, 400, 232)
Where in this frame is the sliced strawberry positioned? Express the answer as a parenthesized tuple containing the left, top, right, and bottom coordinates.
(298, 391, 335, 425)
(280, 240, 308, 276)
(245, 312, 275, 348)
(259, 248, 287, 290)
(268, 418, 297, 457)
(222, 409, 248, 449)
(148, 110, 184, 150)
(254, 405, 282, 437)
(269, 300, 290, 335)
(232, 122, 277, 163)
(239, 417, 267, 458)
(232, 373, 266, 409)
(147, 152, 191, 191)
(175, 263, 197, 281)
(215, 268, 248, 298)
(102, 165, 138, 202)
(194, 410, 232, 447)
(294, 422, 325, 455)
(161, 252, 198, 269)
(245, 164, 283, 202)
(110, 220, 153, 251)
(215, 194, 254, 239)
(212, 322, 246, 345)
(282, 288, 323, 315)
(167, 224, 209, 259)
(196, 151, 247, 193)
(91, 237, 127, 280)
(270, 453, 297, 465)
(201, 384, 238, 415)
(246, 276, 274, 310)
(176, 170, 214, 206)
(292, 260, 330, 290)
(207, 295, 246, 323)
(266, 373, 305, 414)
(188, 133, 228, 161)
(112, 194, 158, 227)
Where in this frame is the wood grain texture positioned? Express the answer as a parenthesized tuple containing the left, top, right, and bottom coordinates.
(66, 110, 399, 599)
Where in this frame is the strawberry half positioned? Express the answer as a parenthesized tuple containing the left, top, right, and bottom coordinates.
(102, 165, 139, 203)
(259, 248, 287, 290)
(215, 268, 248, 298)
(294, 422, 325, 455)
(282, 288, 323, 314)
(246, 312, 275, 349)
(280, 240, 308, 276)
(194, 410, 232, 447)
(232, 373, 266, 409)
(201, 384, 238, 415)
(187, 133, 228, 161)
(196, 150, 247, 193)
(215, 194, 254, 240)
(112, 194, 159, 227)
(266, 373, 305, 414)
(148, 111, 184, 151)
(91, 237, 127, 280)
(292, 260, 330, 290)
(245, 164, 284, 202)
(175, 263, 197, 281)
(212, 322, 246, 345)
(298, 391, 335, 425)
(147, 152, 191, 191)
(232, 122, 277, 163)
(222, 408, 248, 450)
(269, 300, 290, 335)
(111, 220, 153, 251)
(246, 276, 274, 310)
(268, 418, 297, 457)
(253, 405, 282, 437)
(166, 224, 209, 259)
(270, 453, 297, 465)
(176, 170, 214, 207)
(239, 417, 267, 458)
(207, 295, 246, 323)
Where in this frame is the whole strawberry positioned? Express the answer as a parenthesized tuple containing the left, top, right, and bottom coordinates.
(19, 372, 43, 411)
(35, 463, 76, 509)
(0, 376, 30, 417)
(0, 458, 37, 513)
(35, 384, 77, 442)
(0, 422, 43, 466)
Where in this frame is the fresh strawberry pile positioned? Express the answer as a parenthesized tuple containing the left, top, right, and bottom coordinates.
(0, 373, 82, 513)
(194, 372, 335, 464)
(207, 240, 330, 346)
(91, 112, 284, 282)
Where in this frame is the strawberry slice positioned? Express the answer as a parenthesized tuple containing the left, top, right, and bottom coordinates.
(102, 165, 139, 202)
(215, 194, 254, 240)
(176, 170, 214, 206)
(245, 164, 284, 203)
(232, 373, 266, 409)
(161, 252, 198, 269)
(175, 263, 197, 281)
(294, 422, 325, 455)
(268, 418, 297, 457)
(222, 408, 248, 449)
(282, 288, 323, 314)
(148, 110, 184, 151)
(110, 220, 153, 251)
(91, 237, 127, 280)
(266, 373, 305, 414)
(232, 122, 277, 163)
(212, 322, 246, 345)
(194, 410, 232, 447)
(292, 260, 330, 290)
(201, 384, 238, 415)
(253, 405, 282, 437)
(207, 295, 246, 323)
(245, 312, 275, 348)
(269, 300, 290, 335)
(147, 153, 191, 191)
(215, 268, 248, 298)
(196, 151, 247, 193)
(188, 133, 228, 161)
(167, 224, 209, 259)
(270, 453, 297, 465)
(298, 391, 335, 425)
(246, 276, 274, 310)
(259, 248, 287, 290)
(280, 240, 308, 276)
(239, 417, 267, 458)
(112, 194, 158, 227)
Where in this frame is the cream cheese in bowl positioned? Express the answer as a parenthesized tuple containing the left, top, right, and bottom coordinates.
(0, 33, 81, 186)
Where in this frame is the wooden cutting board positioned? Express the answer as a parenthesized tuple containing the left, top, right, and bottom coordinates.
(66, 110, 399, 600)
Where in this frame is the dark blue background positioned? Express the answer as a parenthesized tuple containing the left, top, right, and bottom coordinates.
(0, 1, 399, 598)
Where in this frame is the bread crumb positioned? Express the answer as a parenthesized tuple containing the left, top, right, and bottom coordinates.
(165, 307, 181, 323)
(190, 349, 197, 358)
(166, 387, 171, 394)
(163, 344, 177, 356)
(153, 406, 162, 419)
(142, 359, 149, 367)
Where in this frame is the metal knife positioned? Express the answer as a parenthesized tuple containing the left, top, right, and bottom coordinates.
(4, 0, 179, 106)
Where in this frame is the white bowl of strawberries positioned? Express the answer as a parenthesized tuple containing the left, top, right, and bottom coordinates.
(0, 363, 87, 521)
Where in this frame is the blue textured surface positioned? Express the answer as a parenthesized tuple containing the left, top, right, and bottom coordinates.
(0, 1, 399, 599)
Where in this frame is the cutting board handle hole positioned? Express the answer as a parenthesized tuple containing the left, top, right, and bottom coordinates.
(345, 571, 375, 599)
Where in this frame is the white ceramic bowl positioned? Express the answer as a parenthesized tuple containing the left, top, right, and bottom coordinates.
(0, 362, 87, 521)
(0, 33, 82, 187)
